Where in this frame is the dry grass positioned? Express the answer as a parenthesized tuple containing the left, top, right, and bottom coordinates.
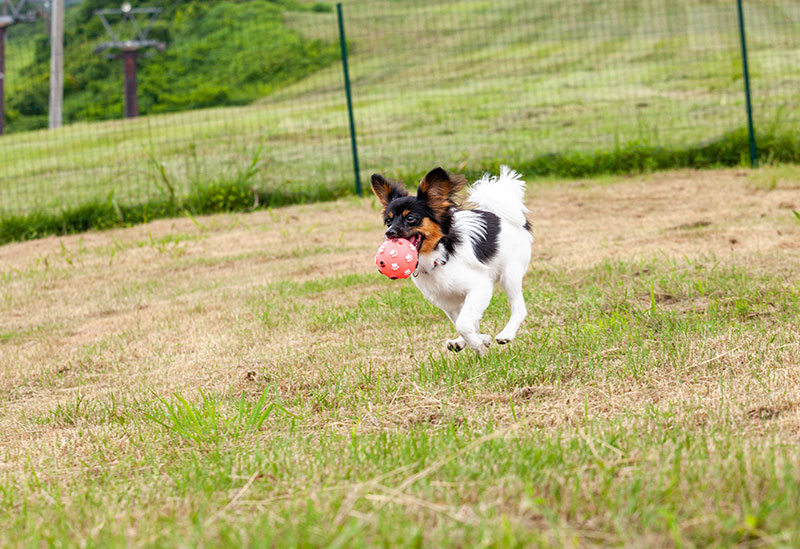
(1, 167, 800, 546)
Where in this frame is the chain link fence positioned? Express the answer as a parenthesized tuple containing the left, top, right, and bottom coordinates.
(0, 0, 797, 222)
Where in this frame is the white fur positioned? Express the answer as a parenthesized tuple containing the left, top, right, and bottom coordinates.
(413, 166, 533, 356)
(466, 166, 529, 227)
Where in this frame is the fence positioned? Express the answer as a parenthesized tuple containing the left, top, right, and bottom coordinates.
(0, 0, 798, 222)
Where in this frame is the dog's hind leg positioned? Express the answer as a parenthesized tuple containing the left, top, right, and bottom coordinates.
(496, 269, 527, 345)
(455, 283, 494, 356)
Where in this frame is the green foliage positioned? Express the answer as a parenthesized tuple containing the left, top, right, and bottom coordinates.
(0, 179, 353, 245)
(516, 129, 800, 178)
(5, 0, 338, 131)
(0, 183, 332, 244)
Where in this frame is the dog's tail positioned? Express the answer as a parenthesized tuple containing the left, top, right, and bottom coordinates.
(466, 165, 529, 228)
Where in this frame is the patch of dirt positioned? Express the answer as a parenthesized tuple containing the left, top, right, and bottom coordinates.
(529, 169, 800, 267)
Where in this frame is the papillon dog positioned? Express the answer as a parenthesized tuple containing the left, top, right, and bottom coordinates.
(371, 166, 533, 356)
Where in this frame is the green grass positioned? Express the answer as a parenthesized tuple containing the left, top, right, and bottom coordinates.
(3, 129, 800, 245)
(0, 0, 799, 224)
(0, 145, 352, 244)
(144, 388, 299, 444)
(3, 254, 800, 546)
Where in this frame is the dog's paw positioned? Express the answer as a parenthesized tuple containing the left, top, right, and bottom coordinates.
(495, 331, 515, 345)
(466, 334, 492, 357)
(446, 337, 466, 352)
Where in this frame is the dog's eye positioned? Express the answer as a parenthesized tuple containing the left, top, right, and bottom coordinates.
(406, 215, 417, 223)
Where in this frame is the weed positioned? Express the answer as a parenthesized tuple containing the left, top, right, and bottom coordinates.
(143, 388, 299, 444)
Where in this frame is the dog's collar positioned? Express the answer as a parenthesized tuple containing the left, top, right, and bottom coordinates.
(413, 250, 449, 277)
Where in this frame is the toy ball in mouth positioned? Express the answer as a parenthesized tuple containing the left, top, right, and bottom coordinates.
(375, 238, 419, 279)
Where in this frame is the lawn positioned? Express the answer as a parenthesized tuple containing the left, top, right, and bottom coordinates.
(0, 0, 798, 217)
(1, 167, 799, 546)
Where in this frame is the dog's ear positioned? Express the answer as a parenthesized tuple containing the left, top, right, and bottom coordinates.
(417, 167, 466, 218)
(371, 174, 408, 208)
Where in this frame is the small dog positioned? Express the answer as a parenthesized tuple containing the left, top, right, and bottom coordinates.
(371, 166, 533, 356)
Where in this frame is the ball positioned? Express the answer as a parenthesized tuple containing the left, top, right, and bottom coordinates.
(375, 238, 419, 279)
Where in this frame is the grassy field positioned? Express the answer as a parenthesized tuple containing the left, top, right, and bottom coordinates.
(0, 0, 798, 217)
(2, 167, 800, 546)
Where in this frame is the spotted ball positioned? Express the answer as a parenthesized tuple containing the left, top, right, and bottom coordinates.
(375, 238, 418, 279)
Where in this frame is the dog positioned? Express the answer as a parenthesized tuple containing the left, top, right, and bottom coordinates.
(371, 166, 533, 356)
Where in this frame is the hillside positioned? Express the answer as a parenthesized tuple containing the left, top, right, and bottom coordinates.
(5, 0, 337, 133)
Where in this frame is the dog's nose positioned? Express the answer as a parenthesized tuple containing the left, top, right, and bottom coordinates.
(385, 228, 400, 239)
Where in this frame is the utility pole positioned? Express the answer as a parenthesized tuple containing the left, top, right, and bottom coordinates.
(48, 0, 63, 128)
(121, 48, 137, 117)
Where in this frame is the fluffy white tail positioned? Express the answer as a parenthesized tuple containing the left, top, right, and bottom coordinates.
(465, 166, 529, 228)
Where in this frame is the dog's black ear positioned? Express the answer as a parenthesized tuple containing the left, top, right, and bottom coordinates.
(417, 167, 465, 218)
(371, 174, 408, 208)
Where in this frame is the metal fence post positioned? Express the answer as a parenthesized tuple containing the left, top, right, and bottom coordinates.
(736, 0, 758, 167)
(0, 24, 8, 136)
(336, 2, 362, 196)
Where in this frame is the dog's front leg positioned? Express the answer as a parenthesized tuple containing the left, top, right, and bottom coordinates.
(443, 303, 466, 352)
(455, 283, 494, 356)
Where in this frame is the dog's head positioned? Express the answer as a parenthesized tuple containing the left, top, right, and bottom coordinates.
(371, 167, 465, 255)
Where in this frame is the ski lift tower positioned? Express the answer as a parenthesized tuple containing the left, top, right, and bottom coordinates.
(94, 2, 164, 119)
(0, 0, 45, 135)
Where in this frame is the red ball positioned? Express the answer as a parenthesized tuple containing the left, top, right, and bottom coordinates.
(375, 238, 419, 279)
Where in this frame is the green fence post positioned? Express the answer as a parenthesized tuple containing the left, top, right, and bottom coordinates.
(736, 0, 758, 168)
(337, 3, 362, 196)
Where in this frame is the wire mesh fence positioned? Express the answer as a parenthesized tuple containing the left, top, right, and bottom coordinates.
(0, 0, 797, 222)
(744, 0, 800, 152)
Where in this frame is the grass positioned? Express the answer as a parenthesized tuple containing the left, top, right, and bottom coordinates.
(1, 0, 799, 222)
(0, 140, 352, 244)
(2, 129, 799, 245)
(1, 169, 800, 546)
(144, 388, 299, 444)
